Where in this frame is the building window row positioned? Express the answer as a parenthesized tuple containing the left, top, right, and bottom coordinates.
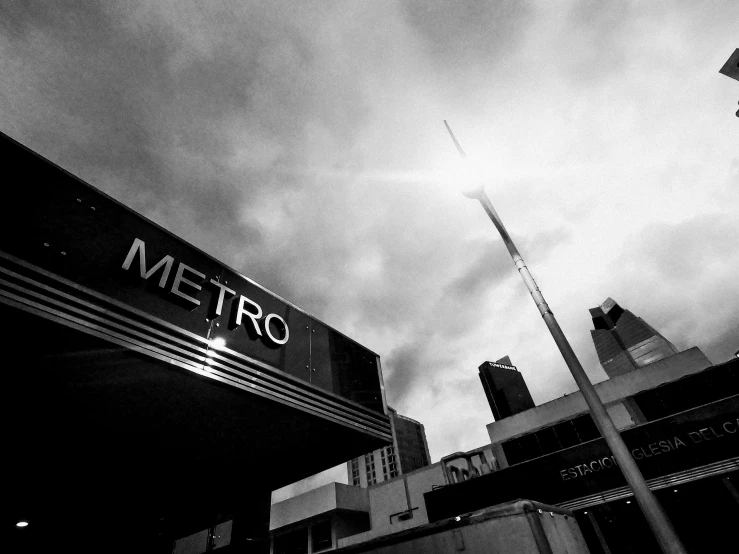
(502, 362, 739, 467)
(350, 458, 360, 485)
(502, 414, 600, 466)
(365, 454, 377, 485)
(632, 363, 739, 421)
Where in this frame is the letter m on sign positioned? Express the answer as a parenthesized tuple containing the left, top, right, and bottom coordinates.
(121, 238, 174, 288)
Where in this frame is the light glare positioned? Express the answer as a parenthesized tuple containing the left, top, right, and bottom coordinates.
(16, 521, 28, 528)
(210, 337, 226, 349)
(443, 155, 492, 199)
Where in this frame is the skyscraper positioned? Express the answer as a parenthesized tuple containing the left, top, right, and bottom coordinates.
(590, 297, 679, 378)
(348, 407, 431, 487)
(478, 356, 535, 421)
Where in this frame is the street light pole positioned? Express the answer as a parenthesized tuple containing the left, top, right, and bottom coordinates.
(444, 121, 687, 554)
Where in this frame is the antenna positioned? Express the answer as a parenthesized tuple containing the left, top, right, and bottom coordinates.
(443, 120, 467, 158)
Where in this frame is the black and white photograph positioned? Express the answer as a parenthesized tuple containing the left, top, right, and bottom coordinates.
(2, 2, 737, 553)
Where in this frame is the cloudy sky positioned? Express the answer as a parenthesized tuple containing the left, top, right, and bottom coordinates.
(2, 1, 737, 501)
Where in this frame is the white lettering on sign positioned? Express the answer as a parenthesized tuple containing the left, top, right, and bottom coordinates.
(171, 263, 205, 307)
(264, 313, 289, 345)
(488, 362, 516, 370)
(234, 295, 263, 336)
(559, 418, 739, 482)
(121, 238, 174, 288)
(121, 238, 289, 346)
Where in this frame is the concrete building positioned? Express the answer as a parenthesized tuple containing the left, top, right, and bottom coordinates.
(333, 500, 588, 554)
(485, 347, 711, 467)
(270, 483, 372, 553)
(347, 408, 430, 487)
(271, 488, 588, 554)
(590, 297, 679, 377)
(270, 463, 449, 553)
(478, 356, 536, 421)
(426, 349, 739, 552)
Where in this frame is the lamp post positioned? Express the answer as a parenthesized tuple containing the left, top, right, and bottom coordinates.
(444, 121, 687, 554)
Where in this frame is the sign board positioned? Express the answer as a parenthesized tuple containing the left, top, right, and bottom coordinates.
(0, 132, 384, 414)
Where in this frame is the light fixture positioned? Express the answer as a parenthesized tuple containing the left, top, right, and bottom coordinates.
(626, 501, 631, 504)
(583, 511, 588, 515)
(454, 516, 461, 522)
(673, 489, 678, 492)
(16, 521, 29, 528)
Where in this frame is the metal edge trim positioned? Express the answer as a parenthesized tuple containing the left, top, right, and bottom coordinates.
(0, 250, 389, 423)
(0, 291, 391, 441)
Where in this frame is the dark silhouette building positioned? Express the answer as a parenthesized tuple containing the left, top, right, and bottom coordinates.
(590, 297, 678, 378)
(478, 356, 535, 421)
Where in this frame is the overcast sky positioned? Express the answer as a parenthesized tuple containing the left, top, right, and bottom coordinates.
(2, 1, 737, 503)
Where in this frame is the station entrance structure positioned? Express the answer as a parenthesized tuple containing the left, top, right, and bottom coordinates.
(2, 132, 391, 553)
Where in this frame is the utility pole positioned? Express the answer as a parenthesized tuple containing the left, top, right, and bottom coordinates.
(444, 121, 687, 554)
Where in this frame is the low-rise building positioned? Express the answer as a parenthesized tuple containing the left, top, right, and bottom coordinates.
(270, 483, 372, 554)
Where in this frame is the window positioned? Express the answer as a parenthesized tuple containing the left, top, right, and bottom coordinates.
(274, 528, 308, 554)
(173, 530, 208, 554)
(503, 416, 600, 466)
(553, 420, 579, 448)
(211, 520, 232, 550)
(311, 521, 332, 552)
(172, 521, 234, 554)
(573, 415, 600, 443)
(633, 363, 739, 421)
(517, 433, 542, 461)
(535, 426, 559, 455)
(364, 453, 376, 484)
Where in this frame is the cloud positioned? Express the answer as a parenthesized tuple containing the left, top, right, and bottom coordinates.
(607, 213, 739, 362)
(2, 0, 738, 505)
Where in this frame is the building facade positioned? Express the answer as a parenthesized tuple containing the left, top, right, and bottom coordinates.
(426, 319, 739, 553)
(270, 299, 738, 553)
(348, 408, 430, 487)
(478, 356, 536, 420)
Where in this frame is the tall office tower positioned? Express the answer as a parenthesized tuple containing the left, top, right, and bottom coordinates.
(590, 297, 679, 378)
(348, 407, 431, 487)
(478, 356, 536, 421)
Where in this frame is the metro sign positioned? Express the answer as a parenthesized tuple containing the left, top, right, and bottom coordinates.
(122, 238, 289, 346)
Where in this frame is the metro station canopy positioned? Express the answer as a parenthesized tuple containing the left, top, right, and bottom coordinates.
(2, 131, 390, 545)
